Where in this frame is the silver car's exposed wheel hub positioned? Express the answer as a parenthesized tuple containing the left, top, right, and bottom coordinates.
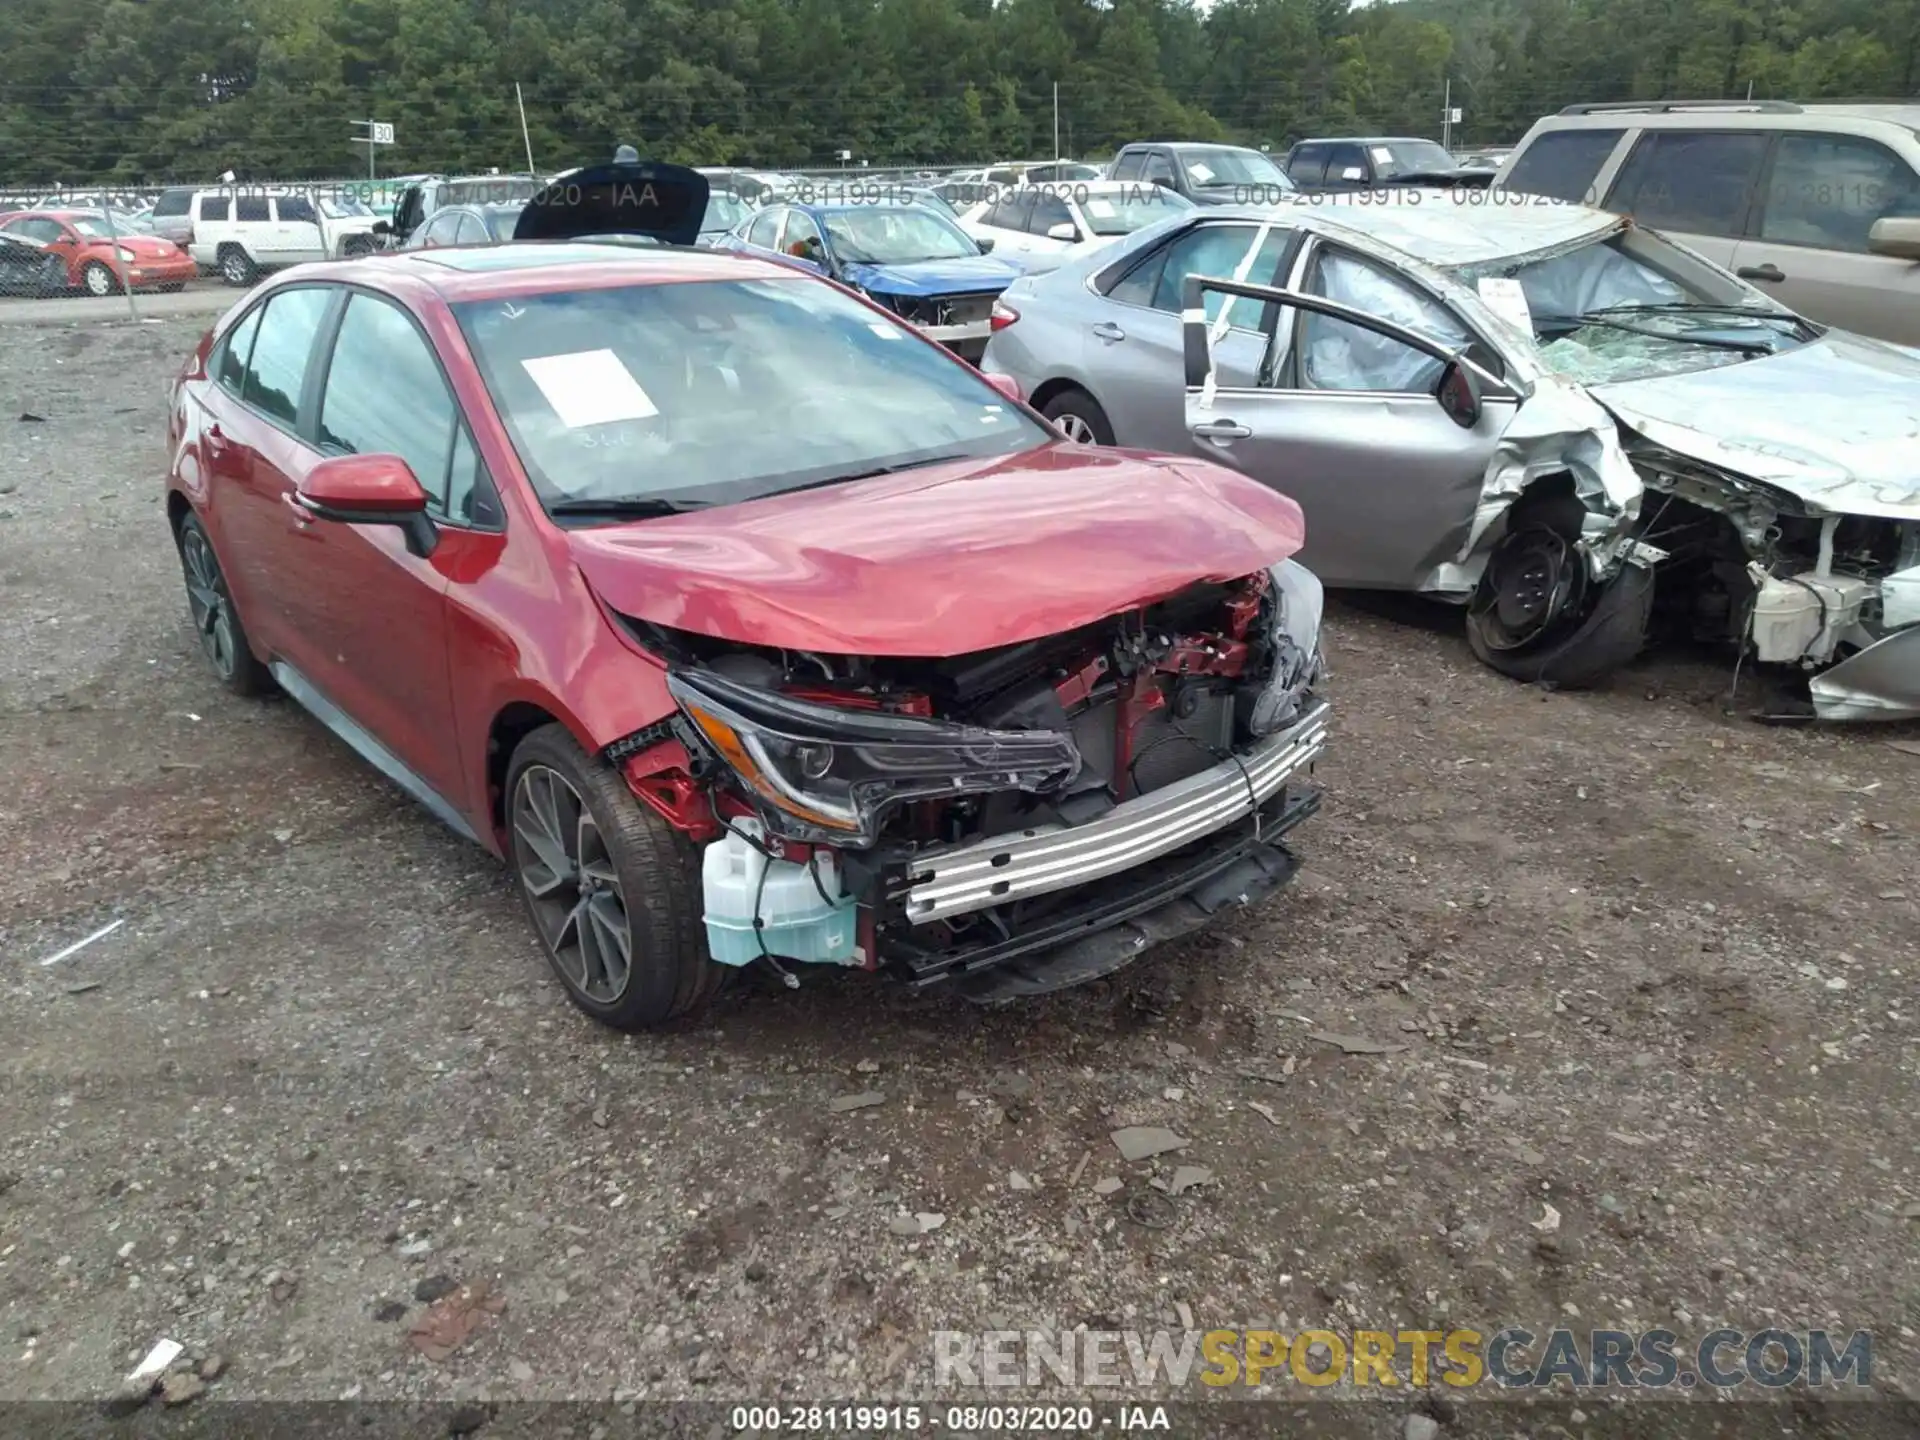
(1056, 413, 1097, 443)
(511, 765, 633, 1004)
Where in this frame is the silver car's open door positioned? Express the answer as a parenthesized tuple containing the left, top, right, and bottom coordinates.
(1182, 273, 1521, 591)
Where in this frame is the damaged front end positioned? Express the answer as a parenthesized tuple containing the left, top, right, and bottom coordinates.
(1622, 436, 1920, 721)
(616, 566, 1328, 1000)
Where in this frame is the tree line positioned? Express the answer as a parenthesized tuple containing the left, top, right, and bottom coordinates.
(1, 0, 1917, 184)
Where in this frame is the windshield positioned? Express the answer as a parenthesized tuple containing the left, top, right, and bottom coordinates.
(1375, 141, 1458, 177)
(453, 277, 1048, 517)
(821, 207, 978, 264)
(1079, 187, 1193, 236)
(319, 194, 372, 218)
(65, 215, 120, 238)
(1472, 232, 1810, 383)
(702, 193, 751, 233)
(1175, 147, 1291, 189)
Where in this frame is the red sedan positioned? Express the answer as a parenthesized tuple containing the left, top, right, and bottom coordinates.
(164, 159, 1329, 1029)
(0, 210, 196, 295)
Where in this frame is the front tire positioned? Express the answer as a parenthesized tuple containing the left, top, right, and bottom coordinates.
(176, 513, 273, 696)
(1466, 525, 1653, 689)
(506, 725, 725, 1030)
(1041, 388, 1115, 445)
(81, 261, 120, 297)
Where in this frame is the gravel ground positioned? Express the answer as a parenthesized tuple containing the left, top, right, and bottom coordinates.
(2, 314, 1919, 1436)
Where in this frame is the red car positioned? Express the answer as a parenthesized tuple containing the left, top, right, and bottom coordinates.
(164, 159, 1329, 1029)
(0, 210, 196, 295)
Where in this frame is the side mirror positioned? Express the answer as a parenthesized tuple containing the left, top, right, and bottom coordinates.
(976, 236, 996, 254)
(1434, 358, 1483, 430)
(1867, 215, 1920, 260)
(371, 219, 391, 236)
(295, 455, 438, 557)
(1046, 222, 1079, 242)
(982, 371, 1023, 404)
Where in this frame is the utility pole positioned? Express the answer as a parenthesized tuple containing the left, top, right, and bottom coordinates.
(1442, 78, 1453, 151)
(1053, 82, 1060, 162)
(516, 84, 537, 174)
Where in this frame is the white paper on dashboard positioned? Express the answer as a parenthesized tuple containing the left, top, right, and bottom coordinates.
(1369, 146, 1394, 165)
(1476, 276, 1534, 337)
(520, 349, 659, 428)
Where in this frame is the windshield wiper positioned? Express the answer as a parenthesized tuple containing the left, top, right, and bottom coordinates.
(776, 453, 975, 497)
(1535, 312, 1776, 355)
(547, 496, 712, 519)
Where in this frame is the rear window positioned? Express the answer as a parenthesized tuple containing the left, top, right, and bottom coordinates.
(198, 195, 231, 222)
(152, 190, 193, 218)
(239, 286, 332, 426)
(235, 196, 270, 223)
(1502, 128, 1626, 204)
(452, 277, 1048, 516)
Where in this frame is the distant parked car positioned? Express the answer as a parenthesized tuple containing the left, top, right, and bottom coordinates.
(383, 175, 546, 248)
(697, 189, 757, 246)
(145, 186, 205, 249)
(725, 198, 1022, 362)
(1108, 143, 1297, 206)
(1494, 98, 1920, 346)
(1282, 137, 1488, 190)
(1454, 146, 1513, 172)
(192, 190, 383, 285)
(0, 232, 68, 297)
(402, 203, 527, 249)
(958, 181, 1195, 275)
(0, 210, 195, 295)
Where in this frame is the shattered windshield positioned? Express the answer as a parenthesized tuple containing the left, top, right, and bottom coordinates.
(1465, 232, 1812, 384)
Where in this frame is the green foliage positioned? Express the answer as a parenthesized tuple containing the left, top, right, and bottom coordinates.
(1, 0, 1915, 182)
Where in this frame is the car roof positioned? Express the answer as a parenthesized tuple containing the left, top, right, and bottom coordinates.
(1193, 195, 1618, 268)
(1537, 100, 1920, 135)
(301, 241, 798, 301)
(1294, 136, 1439, 145)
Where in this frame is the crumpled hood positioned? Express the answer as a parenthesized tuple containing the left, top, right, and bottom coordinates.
(1592, 329, 1920, 520)
(567, 445, 1306, 656)
(841, 255, 1021, 296)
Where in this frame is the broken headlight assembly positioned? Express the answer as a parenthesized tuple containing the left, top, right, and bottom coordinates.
(666, 669, 1083, 847)
(1247, 559, 1326, 737)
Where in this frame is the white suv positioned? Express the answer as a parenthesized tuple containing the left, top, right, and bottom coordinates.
(1494, 100, 1920, 345)
(188, 189, 382, 285)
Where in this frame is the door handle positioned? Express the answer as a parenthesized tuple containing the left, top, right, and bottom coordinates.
(1192, 420, 1252, 441)
(1737, 263, 1785, 283)
(1091, 321, 1126, 342)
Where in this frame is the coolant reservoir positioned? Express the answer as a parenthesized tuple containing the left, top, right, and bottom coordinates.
(701, 819, 859, 967)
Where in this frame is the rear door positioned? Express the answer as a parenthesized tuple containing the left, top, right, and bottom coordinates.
(1182, 243, 1516, 589)
(1731, 130, 1920, 344)
(1089, 218, 1298, 453)
(1024, 191, 1078, 257)
(1286, 144, 1331, 188)
(979, 190, 1035, 257)
(1600, 128, 1770, 270)
(232, 194, 275, 265)
(199, 284, 337, 655)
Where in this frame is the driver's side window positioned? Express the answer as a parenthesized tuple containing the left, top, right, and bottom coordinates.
(1297, 249, 1471, 393)
(745, 210, 783, 249)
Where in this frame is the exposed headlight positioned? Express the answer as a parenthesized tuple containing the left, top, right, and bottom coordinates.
(116, 246, 138, 261)
(1248, 560, 1325, 736)
(667, 669, 1082, 847)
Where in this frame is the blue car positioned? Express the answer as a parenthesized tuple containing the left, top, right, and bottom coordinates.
(725, 199, 1022, 362)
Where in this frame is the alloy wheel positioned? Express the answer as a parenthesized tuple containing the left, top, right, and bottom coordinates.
(221, 252, 249, 285)
(1055, 412, 1097, 443)
(180, 528, 239, 678)
(511, 764, 633, 1004)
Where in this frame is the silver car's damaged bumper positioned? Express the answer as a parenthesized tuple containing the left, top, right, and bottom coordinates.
(901, 701, 1330, 924)
(1809, 625, 1920, 722)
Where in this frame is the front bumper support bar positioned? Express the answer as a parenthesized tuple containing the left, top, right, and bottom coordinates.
(899, 701, 1329, 924)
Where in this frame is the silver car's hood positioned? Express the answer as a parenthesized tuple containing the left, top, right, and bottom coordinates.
(1590, 329, 1920, 520)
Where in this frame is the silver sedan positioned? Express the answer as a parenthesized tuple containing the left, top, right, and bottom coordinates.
(983, 196, 1920, 721)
